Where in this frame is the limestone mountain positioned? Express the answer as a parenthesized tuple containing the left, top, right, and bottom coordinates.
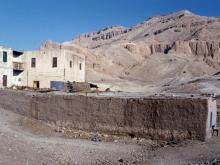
(42, 10, 220, 92)
(70, 10, 220, 46)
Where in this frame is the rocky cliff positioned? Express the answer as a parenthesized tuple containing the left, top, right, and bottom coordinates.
(42, 10, 220, 88)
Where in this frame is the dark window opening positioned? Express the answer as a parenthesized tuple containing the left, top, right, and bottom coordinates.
(70, 61, 72, 68)
(33, 81, 40, 89)
(13, 50, 23, 57)
(3, 75, 7, 87)
(13, 70, 22, 76)
(3, 51, 7, 62)
(79, 63, 82, 70)
(31, 58, 36, 68)
(52, 57, 57, 68)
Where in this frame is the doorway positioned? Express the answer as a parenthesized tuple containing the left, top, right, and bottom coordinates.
(33, 81, 40, 89)
(3, 75, 7, 87)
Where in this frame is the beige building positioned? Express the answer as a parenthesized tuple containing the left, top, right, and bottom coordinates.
(24, 48, 85, 89)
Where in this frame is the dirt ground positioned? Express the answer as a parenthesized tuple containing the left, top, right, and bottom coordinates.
(0, 108, 220, 165)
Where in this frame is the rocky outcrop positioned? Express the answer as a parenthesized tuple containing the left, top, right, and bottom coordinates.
(124, 43, 151, 56)
(124, 42, 177, 55)
(74, 26, 129, 42)
(188, 41, 220, 58)
(92, 29, 129, 41)
(150, 43, 173, 54)
(146, 40, 220, 69)
(40, 40, 61, 50)
(123, 40, 220, 58)
(148, 41, 220, 57)
(39, 10, 220, 84)
(173, 41, 192, 54)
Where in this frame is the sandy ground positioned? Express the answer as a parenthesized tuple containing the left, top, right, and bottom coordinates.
(0, 108, 220, 165)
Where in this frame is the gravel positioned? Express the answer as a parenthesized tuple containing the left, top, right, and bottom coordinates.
(0, 108, 220, 165)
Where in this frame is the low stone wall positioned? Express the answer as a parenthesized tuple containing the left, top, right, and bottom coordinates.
(0, 89, 216, 141)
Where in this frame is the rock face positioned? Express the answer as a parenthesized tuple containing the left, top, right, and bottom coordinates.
(69, 10, 220, 47)
(123, 40, 220, 59)
(40, 40, 61, 50)
(77, 26, 128, 41)
(150, 43, 173, 54)
(72, 26, 128, 48)
(173, 41, 192, 54)
(148, 41, 220, 56)
(47, 10, 220, 85)
(124, 43, 151, 57)
(91, 27, 129, 41)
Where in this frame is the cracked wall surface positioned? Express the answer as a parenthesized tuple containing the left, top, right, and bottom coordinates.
(0, 89, 216, 141)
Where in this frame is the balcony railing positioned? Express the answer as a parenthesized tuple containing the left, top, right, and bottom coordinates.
(13, 62, 24, 71)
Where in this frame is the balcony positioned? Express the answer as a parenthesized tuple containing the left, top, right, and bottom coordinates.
(13, 50, 23, 57)
(13, 62, 24, 71)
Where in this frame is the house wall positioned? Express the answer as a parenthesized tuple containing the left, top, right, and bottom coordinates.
(23, 49, 85, 88)
(0, 47, 25, 88)
(64, 50, 85, 83)
(0, 89, 217, 141)
(12, 52, 26, 87)
(0, 48, 13, 88)
(206, 98, 217, 138)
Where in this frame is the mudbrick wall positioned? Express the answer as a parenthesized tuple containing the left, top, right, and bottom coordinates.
(0, 89, 217, 141)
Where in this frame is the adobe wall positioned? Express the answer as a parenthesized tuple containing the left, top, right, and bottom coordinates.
(0, 89, 215, 141)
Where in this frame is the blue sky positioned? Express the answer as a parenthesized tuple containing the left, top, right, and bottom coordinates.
(0, 0, 220, 51)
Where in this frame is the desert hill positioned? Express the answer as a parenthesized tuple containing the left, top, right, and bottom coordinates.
(42, 10, 220, 93)
(70, 10, 220, 47)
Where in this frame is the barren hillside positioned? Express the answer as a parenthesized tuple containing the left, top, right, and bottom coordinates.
(42, 10, 220, 92)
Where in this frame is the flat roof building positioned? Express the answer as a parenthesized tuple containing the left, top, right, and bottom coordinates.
(0, 45, 86, 89)
(24, 48, 85, 89)
(0, 46, 25, 88)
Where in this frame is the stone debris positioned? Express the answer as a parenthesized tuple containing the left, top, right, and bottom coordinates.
(197, 159, 220, 165)
(64, 82, 91, 93)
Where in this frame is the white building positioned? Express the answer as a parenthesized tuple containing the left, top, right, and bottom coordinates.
(0, 46, 86, 89)
(0, 46, 25, 88)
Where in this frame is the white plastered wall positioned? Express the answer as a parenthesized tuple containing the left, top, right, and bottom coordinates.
(0, 47, 13, 88)
(23, 48, 86, 88)
(206, 98, 217, 139)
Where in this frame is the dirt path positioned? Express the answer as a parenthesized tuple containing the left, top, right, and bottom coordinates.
(0, 108, 145, 165)
(0, 108, 220, 165)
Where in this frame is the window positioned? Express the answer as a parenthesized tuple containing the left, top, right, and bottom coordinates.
(70, 61, 72, 68)
(52, 57, 57, 68)
(31, 58, 36, 68)
(79, 63, 82, 70)
(2, 75, 7, 87)
(3, 51, 7, 62)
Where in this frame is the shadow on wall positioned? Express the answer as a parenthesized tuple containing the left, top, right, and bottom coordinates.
(0, 89, 217, 141)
